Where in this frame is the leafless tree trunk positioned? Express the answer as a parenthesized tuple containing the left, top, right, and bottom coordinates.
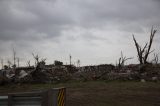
(77, 59, 80, 67)
(27, 60, 31, 67)
(17, 58, 19, 67)
(152, 53, 159, 64)
(32, 53, 39, 67)
(32, 53, 46, 68)
(7, 60, 12, 68)
(118, 51, 133, 69)
(69, 54, 72, 66)
(1, 59, 3, 69)
(133, 27, 157, 64)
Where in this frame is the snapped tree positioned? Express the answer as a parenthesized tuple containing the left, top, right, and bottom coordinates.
(151, 53, 159, 64)
(117, 51, 133, 69)
(32, 53, 46, 67)
(132, 27, 157, 64)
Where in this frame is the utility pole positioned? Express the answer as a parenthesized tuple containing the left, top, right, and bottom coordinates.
(17, 58, 19, 67)
(69, 54, 72, 66)
(13, 48, 16, 68)
(69, 54, 72, 73)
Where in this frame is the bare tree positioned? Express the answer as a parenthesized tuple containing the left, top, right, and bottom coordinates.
(27, 60, 31, 67)
(40, 58, 46, 65)
(69, 54, 72, 66)
(32, 53, 40, 67)
(118, 51, 133, 69)
(151, 53, 159, 64)
(77, 59, 80, 67)
(7, 60, 12, 68)
(17, 57, 20, 67)
(32, 53, 46, 67)
(1, 59, 3, 69)
(133, 27, 157, 64)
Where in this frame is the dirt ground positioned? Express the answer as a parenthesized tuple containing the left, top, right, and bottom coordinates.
(0, 81, 160, 106)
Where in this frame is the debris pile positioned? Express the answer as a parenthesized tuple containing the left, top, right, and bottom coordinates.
(0, 63, 160, 85)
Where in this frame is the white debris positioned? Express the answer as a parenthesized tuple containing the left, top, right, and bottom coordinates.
(141, 79, 146, 82)
(19, 70, 28, 78)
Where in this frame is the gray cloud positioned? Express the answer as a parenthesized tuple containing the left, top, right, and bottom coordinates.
(0, 0, 160, 66)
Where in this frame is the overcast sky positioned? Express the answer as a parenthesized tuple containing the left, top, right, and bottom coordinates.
(0, 0, 160, 66)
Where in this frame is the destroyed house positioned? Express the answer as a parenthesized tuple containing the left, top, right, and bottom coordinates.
(15, 66, 34, 73)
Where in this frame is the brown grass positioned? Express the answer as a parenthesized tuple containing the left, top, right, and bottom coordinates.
(0, 81, 160, 106)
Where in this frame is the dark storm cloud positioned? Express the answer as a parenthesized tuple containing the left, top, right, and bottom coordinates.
(0, 0, 160, 40)
(0, 0, 69, 40)
(0, 0, 160, 65)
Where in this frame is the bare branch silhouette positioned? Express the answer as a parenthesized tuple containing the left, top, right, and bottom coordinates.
(133, 27, 157, 64)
